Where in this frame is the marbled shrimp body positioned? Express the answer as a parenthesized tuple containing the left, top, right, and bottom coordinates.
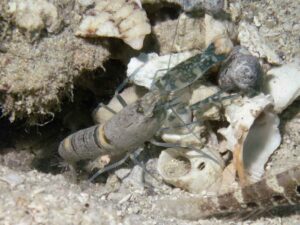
(153, 43, 226, 95)
(59, 90, 165, 164)
(59, 44, 226, 165)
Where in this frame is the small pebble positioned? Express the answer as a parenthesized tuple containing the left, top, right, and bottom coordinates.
(0, 173, 24, 187)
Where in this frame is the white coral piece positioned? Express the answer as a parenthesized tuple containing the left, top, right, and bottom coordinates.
(76, 0, 151, 50)
(8, 0, 61, 34)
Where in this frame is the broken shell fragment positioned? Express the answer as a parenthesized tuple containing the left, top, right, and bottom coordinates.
(218, 46, 263, 92)
(264, 59, 300, 113)
(157, 147, 224, 194)
(127, 51, 195, 89)
(218, 94, 281, 184)
(76, 0, 151, 50)
(238, 22, 282, 65)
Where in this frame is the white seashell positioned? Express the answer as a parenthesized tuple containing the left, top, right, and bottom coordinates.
(8, 0, 61, 34)
(264, 59, 300, 113)
(218, 94, 281, 183)
(238, 21, 282, 65)
(157, 147, 224, 194)
(76, 0, 151, 50)
(92, 86, 147, 123)
(127, 51, 195, 89)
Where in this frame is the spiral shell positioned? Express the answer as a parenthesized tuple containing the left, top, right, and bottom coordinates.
(218, 46, 263, 92)
(157, 147, 224, 193)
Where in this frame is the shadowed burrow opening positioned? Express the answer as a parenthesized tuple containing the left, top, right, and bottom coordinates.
(219, 205, 228, 211)
(246, 202, 259, 209)
(142, 2, 182, 54)
(272, 194, 285, 202)
(143, 3, 182, 25)
(175, 155, 192, 171)
(296, 185, 300, 195)
(0, 59, 127, 176)
(164, 155, 191, 178)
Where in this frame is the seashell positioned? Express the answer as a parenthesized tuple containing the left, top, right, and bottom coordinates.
(127, 51, 195, 89)
(218, 46, 263, 92)
(238, 21, 282, 65)
(218, 94, 281, 184)
(75, 0, 151, 50)
(8, 0, 61, 35)
(157, 147, 224, 193)
(93, 85, 148, 124)
(264, 59, 300, 113)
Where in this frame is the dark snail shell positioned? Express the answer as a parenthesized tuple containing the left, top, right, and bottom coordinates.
(218, 46, 263, 93)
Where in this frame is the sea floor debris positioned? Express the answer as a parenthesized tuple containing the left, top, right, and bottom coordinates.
(0, 0, 299, 224)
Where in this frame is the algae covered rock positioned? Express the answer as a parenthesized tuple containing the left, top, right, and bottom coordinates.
(0, 0, 110, 123)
